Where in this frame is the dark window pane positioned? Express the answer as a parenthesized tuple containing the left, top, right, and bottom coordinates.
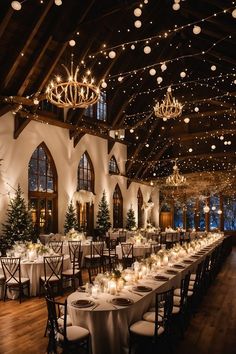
(29, 176, 37, 191)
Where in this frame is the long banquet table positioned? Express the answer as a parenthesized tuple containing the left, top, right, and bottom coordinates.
(67, 235, 224, 354)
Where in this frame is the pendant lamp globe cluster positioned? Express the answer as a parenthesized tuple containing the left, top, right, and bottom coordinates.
(154, 86, 183, 121)
(166, 159, 187, 187)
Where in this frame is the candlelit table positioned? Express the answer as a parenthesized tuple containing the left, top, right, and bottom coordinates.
(68, 236, 224, 354)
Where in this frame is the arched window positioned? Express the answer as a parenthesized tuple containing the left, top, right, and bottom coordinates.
(109, 155, 119, 174)
(77, 152, 94, 193)
(28, 143, 58, 235)
(77, 152, 94, 234)
(113, 184, 123, 228)
(84, 91, 107, 121)
(137, 188, 143, 228)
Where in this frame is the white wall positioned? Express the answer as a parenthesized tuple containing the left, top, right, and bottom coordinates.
(0, 113, 158, 233)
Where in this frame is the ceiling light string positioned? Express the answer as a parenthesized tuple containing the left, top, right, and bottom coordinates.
(122, 72, 236, 99)
(107, 34, 231, 81)
(123, 92, 236, 124)
(87, 7, 235, 59)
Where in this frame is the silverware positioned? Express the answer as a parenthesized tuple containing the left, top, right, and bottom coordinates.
(128, 289, 143, 297)
(110, 303, 118, 309)
(91, 303, 99, 311)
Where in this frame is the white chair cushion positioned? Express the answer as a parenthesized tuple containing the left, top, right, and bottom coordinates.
(190, 274, 196, 281)
(62, 269, 80, 276)
(174, 296, 181, 306)
(6, 277, 29, 285)
(0, 275, 5, 281)
(85, 255, 101, 259)
(174, 288, 181, 297)
(143, 312, 163, 323)
(189, 280, 195, 286)
(58, 314, 72, 327)
(174, 288, 193, 297)
(57, 325, 89, 342)
(130, 320, 164, 337)
(172, 306, 180, 314)
(40, 275, 61, 282)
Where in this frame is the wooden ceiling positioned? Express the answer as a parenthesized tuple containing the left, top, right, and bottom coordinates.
(0, 0, 235, 183)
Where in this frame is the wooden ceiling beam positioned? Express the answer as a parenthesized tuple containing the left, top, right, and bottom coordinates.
(17, 36, 53, 97)
(14, 114, 30, 139)
(174, 128, 236, 142)
(73, 133, 85, 148)
(3, 0, 54, 90)
(0, 8, 13, 39)
(0, 103, 12, 118)
(36, 42, 68, 93)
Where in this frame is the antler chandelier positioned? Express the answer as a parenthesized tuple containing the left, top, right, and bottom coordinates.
(154, 86, 183, 120)
(46, 56, 100, 109)
(166, 159, 186, 187)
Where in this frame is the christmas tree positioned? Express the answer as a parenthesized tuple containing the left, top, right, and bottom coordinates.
(64, 200, 78, 234)
(96, 190, 111, 235)
(0, 184, 36, 254)
(126, 206, 136, 230)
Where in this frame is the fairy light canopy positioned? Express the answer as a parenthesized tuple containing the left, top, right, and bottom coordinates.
(0, 0, 235, 183)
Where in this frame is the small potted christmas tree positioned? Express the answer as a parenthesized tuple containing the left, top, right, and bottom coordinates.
(96, 191, 111, 236)
(0, 184, 36, 255)
(126, 205, 136, 230)
(64, 200, 78, 234)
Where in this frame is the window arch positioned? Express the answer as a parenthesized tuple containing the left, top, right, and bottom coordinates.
(137, 188, 143, 228)
(113, 184, 123, 228)
(28, 143, 58, 235)
(109, 155, 119, 174)
(77, 151, 94, 193)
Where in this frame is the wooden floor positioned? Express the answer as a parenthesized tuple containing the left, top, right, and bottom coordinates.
(0, 249, 236, 354)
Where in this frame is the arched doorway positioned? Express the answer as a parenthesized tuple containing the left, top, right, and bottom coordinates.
(28, 143, 58, 235)
(77, 151, 94, 235)
(137, 188, 144, 228)
(113, 184, 123, 228)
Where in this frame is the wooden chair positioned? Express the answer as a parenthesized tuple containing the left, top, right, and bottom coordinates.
(45, 295, 90, 354)
(84, 241, 104, 268)
(48, 241, 63, 254)
(103, 238, 118, 271)
(172, 272, 191, 337)
(129, 288, 174, 353)
(0, 257, 30, 303)
(43, 283, 72, 337)
(62, 250, 83, 291)
(88, 264, 103, 284)
(39, 255, 64, 296)
(68, 241, 82, 267)
(121, 243, 134, 268)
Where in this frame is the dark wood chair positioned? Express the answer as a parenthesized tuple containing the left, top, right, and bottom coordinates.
(129, 288, 174, 353)
(103, 238, 118, 271)
(88, 264, 103, 284)
(45, 295, 90, 354)
(39, 255, 64, 296)
(121, 243, 134, 268)
(84, 241, 104, 268)
(48, 241, 64, 254)
(172, 272, 191, 337)
(0, 257, 30, 303)
(62, 250, 83, 291)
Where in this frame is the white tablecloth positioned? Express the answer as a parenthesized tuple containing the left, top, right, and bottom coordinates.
(116, 244, 151, 260)
(68, 237, 223, 354)
(0, 255, 71, 297)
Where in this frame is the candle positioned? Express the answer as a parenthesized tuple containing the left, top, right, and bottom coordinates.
(162, 254, 169, 266)
(108, 280, 117, 295)
(92, 286, 98, 299)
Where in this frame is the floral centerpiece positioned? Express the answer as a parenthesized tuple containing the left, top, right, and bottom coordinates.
(66, 228, 85, 241)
